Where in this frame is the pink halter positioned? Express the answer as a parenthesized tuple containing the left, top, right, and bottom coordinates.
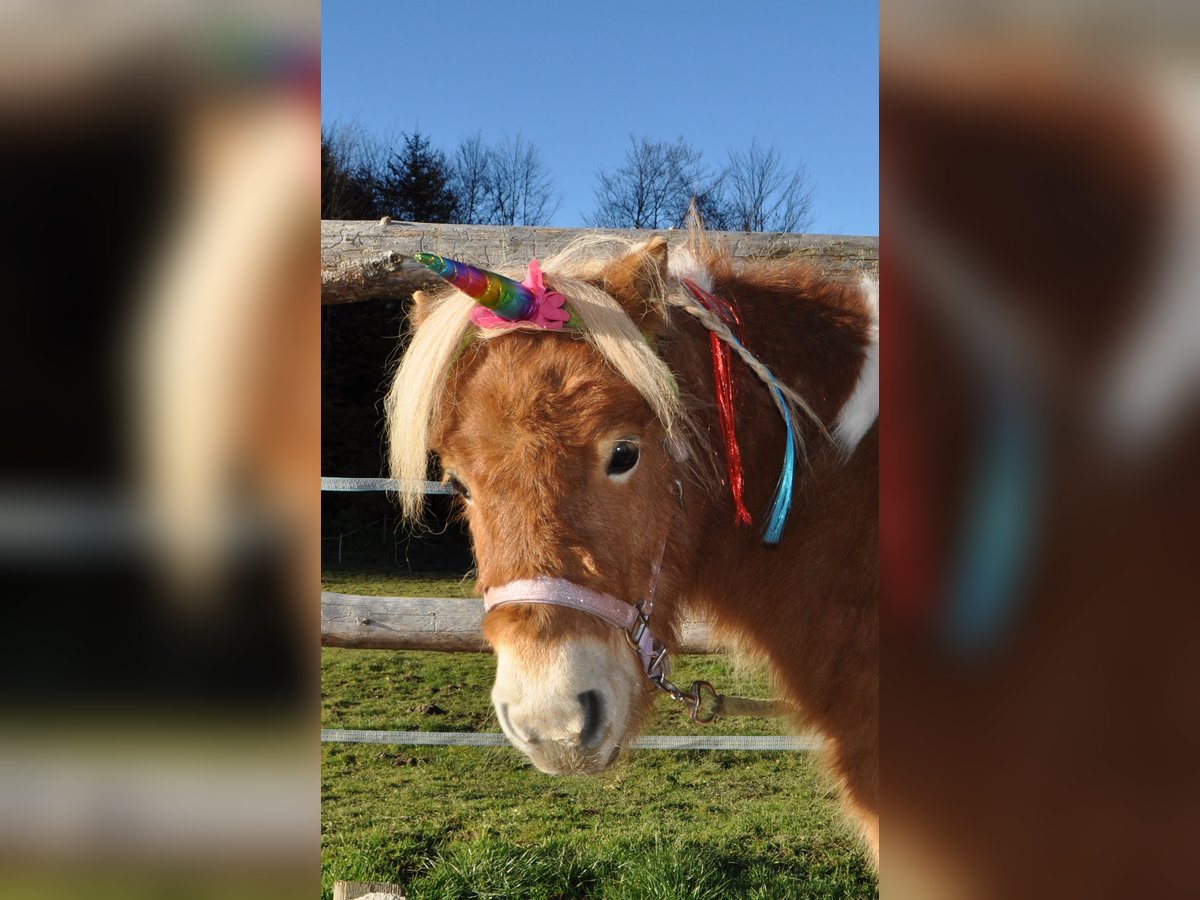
(482, 537, 669, 680)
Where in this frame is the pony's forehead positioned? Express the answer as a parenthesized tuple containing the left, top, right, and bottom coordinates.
(437, 331, 657, 448)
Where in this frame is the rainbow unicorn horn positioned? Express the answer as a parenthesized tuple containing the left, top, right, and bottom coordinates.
(413, 252, 537, 322)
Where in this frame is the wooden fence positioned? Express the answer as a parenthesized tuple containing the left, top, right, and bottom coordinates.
(321, 591, 715, 653)
(321, 220, 878, 303)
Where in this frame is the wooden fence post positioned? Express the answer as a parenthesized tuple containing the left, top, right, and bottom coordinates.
(332, 880, 407, 900)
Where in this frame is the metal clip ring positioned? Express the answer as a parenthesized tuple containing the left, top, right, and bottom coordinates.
(688, 680, 719, 724)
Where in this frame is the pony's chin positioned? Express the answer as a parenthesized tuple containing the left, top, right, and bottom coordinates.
(528, 741, 625, 776)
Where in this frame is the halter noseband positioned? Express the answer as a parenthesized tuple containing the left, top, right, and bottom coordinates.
(482, 533, 671, 683)
(483, 577, 669, 680)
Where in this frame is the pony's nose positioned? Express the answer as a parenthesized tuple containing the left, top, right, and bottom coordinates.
(577, 689, 606, 748)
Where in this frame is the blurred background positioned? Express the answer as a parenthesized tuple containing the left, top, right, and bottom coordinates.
(881, 0, 1200, 895)
(0, 1, 318, 897)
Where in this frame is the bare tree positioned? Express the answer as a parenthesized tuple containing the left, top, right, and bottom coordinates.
(723, 139, 815, 233)
(321, 121, 391, 220)
(484, 135, 560, 226)
(688, 181, 733, 232)
(449, 132, 492, 225)
(589, 136, 723, 230)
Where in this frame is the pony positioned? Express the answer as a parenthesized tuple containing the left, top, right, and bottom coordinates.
(384, 225, 879, 857)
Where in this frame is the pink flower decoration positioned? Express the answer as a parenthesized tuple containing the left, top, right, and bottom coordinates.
(469, 259, 571, 330)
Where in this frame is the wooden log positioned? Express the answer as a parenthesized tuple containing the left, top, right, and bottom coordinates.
(332, 881, 406, 900)
(321, 220, 878, 304)
(322, 593, 490, 652)
(321, 592, 716, 653)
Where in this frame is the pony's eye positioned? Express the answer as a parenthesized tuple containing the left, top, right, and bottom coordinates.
(607, 441, 640, 478)
(446, 475, 471, 501)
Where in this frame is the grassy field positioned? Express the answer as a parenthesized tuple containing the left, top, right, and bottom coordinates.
(322, 569, 480, 599)
(321, 574, 877, 898)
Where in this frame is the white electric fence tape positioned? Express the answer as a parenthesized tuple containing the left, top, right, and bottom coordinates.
(321, 477, 454, 493)
(321, 729, 822, 752)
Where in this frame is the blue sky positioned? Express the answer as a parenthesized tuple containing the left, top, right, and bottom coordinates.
(322, 1, 877, 235)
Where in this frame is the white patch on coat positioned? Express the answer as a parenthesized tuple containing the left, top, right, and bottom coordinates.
(833, 274, 880, 453)
(1099, 71, 1200, 455)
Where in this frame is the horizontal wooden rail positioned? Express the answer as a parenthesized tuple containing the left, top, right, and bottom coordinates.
(322, 220, 879, 303)
(321, 592, 716, 653)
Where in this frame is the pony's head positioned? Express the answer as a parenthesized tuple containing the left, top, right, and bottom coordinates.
(387, 236, 713, 774)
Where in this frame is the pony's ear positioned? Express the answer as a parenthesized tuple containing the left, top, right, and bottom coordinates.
(409, 289, 432, 327)
(601, 236, 670, 333)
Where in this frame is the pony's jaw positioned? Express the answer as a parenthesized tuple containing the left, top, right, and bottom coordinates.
(491, 635, 644, 775)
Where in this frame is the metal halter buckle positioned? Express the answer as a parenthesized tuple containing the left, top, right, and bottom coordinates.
(645, 643, 670, 682)
(627, 600, 652, 651)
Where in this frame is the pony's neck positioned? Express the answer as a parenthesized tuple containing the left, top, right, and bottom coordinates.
(664, 264, 878, 732)
(728, 270, 877, 430)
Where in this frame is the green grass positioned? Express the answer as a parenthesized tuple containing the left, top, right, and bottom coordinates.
(322, 573, 877, 899)
(321, 572, 476, 599)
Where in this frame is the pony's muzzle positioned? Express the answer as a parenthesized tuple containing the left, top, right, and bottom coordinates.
(496, 691, 607, 749)
(490, 635, 642, 775)
(495, 690, 613, 774)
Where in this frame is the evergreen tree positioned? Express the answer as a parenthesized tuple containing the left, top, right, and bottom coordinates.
(380, 130, 459, 222)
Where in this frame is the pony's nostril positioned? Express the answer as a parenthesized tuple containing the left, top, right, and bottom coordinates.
(577, 689, 606, 747)
(498, 702, 528, 743)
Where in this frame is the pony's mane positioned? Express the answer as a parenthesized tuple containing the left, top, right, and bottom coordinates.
(384, 229, 829, 525)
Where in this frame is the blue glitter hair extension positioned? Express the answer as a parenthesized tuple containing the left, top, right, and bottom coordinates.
(763, 384, 796, 545)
